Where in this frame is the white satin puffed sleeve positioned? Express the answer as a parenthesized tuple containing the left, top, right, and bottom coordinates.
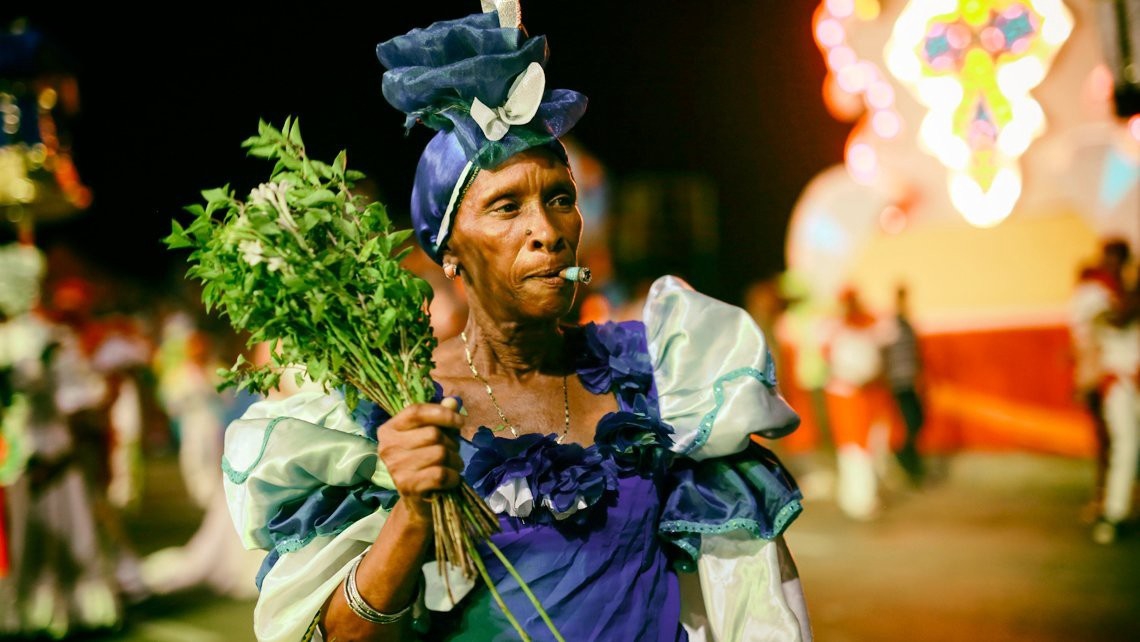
(222, 391, 394, 642)
(644, 275, 800, 461)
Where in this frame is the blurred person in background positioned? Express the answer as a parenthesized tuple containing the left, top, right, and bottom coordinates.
(41, 275, 150, 600)
(775, 272, 837, 500)
(883, 284, 925, 486)
(824, 286, 897, 521)
(1069, 239, 1130, 528)
(0, 247, 130, 637)
(1070, 239, 1139, 544)
(141, 308, 265, 598)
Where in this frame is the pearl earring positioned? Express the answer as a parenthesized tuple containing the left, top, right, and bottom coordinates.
(444, 263, 459, 280)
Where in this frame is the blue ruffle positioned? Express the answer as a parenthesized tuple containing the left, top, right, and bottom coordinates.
(255, 483, 399, 590)
(571, 321, 659, 414)
(658, 442, 803, 571)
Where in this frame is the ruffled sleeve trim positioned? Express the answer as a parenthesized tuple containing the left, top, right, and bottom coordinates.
(658, 442, 803, 570)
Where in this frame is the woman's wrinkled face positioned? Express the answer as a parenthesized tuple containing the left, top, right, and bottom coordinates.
(445, 147, 582, 322)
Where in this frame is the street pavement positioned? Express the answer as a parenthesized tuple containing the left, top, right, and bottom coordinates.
(87, 452, 1139, 641)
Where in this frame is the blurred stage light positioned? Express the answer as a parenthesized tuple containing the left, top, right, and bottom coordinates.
(885, 0, 1072, 227)
(813, 0, 903, 184)
(1, 22, 91, 229)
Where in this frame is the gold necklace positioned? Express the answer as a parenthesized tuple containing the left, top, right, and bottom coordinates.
(460, 330, 571, 443)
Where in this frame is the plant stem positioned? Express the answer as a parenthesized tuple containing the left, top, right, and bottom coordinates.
(484, 540, 565, 642)
(468, 539, 531, 642)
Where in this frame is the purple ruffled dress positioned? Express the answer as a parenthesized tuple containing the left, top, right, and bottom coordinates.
(255, 321, 802, 641)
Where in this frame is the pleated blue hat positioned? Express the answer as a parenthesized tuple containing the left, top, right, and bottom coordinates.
(377, 9, 588, 263)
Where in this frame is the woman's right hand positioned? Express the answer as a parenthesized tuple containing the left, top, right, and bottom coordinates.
(376, 398, 466, 525)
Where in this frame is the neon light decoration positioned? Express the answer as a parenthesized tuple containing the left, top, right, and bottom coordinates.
(813, 0, 898, 186)
(886, 0, 1072, 227)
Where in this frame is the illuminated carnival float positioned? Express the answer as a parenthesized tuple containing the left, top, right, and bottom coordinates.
(785, 0, 1139, 455)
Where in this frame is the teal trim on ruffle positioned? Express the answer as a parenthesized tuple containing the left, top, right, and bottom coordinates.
(271, 517, 365, 557)
(222, 416, 286, 485)
(660, 516, 765, 538)
(682, 365, 777, 456)
(772, 498, 803, 536)
(658, 498, 803, 566)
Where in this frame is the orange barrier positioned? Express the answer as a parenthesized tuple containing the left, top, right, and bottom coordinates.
(774, 325, 1096, 458)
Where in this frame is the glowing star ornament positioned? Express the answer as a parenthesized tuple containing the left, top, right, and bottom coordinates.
(885, 0, 1072, 227)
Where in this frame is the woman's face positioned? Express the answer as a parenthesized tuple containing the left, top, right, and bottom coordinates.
(445, 147, 583, 322)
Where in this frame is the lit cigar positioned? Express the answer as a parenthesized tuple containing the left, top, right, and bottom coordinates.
(558, 266, 592, 284)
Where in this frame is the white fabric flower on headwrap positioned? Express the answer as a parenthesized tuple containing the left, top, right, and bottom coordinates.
(469, 62, 546, 142)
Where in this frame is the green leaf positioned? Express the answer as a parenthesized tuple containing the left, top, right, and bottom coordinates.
(387, 229, 413, 249)
(289, 119, 304, 147)
(247, 145, 277, 159)
(299, 190, 336, 207)
(201, 187, 230, 204)
(164, 220, 192, 249)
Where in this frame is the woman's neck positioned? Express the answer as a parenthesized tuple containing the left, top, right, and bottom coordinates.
(463, 308, 565, 380)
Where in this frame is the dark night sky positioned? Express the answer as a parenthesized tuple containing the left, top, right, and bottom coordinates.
(3, 3, 848, 303)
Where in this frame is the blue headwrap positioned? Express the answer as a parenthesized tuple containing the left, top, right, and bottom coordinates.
(377, 10, 588, 263)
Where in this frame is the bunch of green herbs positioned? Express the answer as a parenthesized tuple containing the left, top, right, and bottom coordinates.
(165, 119, 561, 641)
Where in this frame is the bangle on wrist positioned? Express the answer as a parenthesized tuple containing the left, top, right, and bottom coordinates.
(343, 550, 417, 625)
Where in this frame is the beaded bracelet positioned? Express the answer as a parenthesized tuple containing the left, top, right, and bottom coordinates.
(343, 552, 416, 625)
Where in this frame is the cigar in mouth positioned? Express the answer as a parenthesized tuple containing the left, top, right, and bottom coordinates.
(558, 266, 592, 284)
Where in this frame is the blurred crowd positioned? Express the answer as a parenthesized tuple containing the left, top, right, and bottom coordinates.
(741, 276, 930, 524)
(0, 241, 263, 638)
(2, 229, 1138, 637)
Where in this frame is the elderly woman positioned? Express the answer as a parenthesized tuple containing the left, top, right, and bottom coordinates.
(223, 5, 810, 641)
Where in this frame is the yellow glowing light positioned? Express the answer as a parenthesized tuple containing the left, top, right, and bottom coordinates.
(962, 0, 990, 26)
(855, 0, 881, 21)
(27, 144, 47, 168)
(950, 168, 1021, 227)
(38, 88, 58, 110)
(885, 0, 1072, 226)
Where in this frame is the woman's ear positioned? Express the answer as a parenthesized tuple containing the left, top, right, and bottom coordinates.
(441, 246, 462, 280)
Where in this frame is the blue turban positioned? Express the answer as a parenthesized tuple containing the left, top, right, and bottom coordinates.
(377, 11, 588, 263)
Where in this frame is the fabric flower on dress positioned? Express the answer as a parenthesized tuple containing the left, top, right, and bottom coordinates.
(574, 322, 656, 411)
(465, 428, 557, 511)
(533, 443, 619, 524)
(595, 411, 676, 476)
(464, 427, 619, 523)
